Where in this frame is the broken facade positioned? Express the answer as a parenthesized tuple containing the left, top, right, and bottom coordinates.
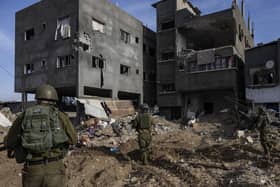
(15, 0, 156, 108)
(143, 27, 157, 106)
(246, 40, 280, 112)
(153, 0, 254, 119)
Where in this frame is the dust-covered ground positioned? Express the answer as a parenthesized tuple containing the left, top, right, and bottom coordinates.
(0, 115, 280, 187)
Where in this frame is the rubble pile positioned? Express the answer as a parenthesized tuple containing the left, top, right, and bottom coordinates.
(78, 115, 136, 149)
(0, 107, 17, 123)
(0, 107, 15, 128)
(77, 115, 180, 150)
(0, 112, 280, 187)
(152, 115, 180, 134)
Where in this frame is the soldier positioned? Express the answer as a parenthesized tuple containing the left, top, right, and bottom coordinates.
(256, 106, 273, 160)
(132, 104, 152, 165)
(5, 84, 77, 187)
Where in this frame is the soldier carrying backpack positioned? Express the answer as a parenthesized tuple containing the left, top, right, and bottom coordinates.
(132, 104, 153, 165)
(5, 84, 77, 187)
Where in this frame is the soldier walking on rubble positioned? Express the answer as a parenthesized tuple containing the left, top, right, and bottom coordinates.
(132, 104, 152, 165)
(5, 84, 77, 187)
(256, 106, 273, 160)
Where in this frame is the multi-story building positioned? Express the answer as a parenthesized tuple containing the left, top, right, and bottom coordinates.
(143, 27, 157, 106)
(152, 0, 254, 119)
(15, 0, 156, 107)
(246, 40, 280, 112)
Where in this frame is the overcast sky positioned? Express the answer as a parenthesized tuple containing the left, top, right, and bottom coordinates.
(0, 0, 279, 101)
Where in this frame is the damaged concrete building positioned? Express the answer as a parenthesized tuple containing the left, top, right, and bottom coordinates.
(143, 27, 157, 106)
(246, 40, 280, 112)
(152, 0, 254, 119)
(15, 0, 156, 107)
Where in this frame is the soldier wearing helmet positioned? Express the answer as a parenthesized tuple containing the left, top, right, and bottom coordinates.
(132, 103, 153, 165)
(5, 84, 77, 187)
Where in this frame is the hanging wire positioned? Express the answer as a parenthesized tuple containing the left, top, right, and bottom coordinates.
(0, 64, 14, 78)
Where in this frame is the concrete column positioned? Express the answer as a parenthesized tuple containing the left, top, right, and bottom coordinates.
(232, 0, 237, 8)
(21, 92, 27, 111)
(112, 90, 118, 100)
(251, 22, 254, 37)
(241, 0, 245, 17)
(247, 14, 250, 31)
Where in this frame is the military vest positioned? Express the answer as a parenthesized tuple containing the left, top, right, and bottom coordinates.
(138, 113, 151, 129)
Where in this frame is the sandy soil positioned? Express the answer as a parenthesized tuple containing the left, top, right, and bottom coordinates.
(0, 117, 279, 187)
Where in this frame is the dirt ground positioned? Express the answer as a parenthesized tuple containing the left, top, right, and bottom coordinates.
(0, 116, 280, 187)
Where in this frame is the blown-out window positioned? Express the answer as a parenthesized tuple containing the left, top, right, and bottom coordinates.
(55, 16, 71, 40)
(92, 56, 106, 69)
(57, 55, 72, 68)
(120, 29, 130, 44)
(24, 28, 35, 41)
(24, 64, 34, 74)
(92, 18, 105, 33)
(120, 64, 130, 75)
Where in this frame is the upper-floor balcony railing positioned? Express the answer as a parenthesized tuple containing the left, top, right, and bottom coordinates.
(177, 46, 239, 73)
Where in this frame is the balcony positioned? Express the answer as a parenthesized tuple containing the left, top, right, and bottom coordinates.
(176, 46, 241, 92)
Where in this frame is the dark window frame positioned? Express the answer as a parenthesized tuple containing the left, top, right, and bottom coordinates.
(24, 63, 34, 74)
(57, 55, 72, 69)
(120, 64, 130, 75)
(120, 29, 131, 44)
(24, 28, 35, 41)
(92, 56, 106, 69)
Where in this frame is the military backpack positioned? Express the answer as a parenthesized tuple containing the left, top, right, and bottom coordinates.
(138, 113, 151, 129)
(21, 105, 68, 155)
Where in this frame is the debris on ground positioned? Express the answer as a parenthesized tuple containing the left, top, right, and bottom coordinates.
(0, 111, 12, 128)
(0, 110, 280, 187)
(237, 130, 245, 138)
(0, 107, 17, 123)
(246, 136, 254, 144)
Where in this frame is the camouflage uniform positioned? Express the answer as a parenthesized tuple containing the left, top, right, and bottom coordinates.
(133, 112, 152, 165)
(5, 85, 77, 187)
(256, 107, 273, 159)
(6, 107, 77, 187)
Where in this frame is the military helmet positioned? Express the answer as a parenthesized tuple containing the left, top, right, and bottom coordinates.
(140, 103, 149, 112)
(35, 84, 58, 101)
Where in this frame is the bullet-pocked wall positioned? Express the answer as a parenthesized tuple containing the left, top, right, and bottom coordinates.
(246, 41, 280, 111)
(78, 0, 143, 103)
(15, 0, 157, 106)
(153, 0, 254, 119)
(15, 0, 79, 96)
